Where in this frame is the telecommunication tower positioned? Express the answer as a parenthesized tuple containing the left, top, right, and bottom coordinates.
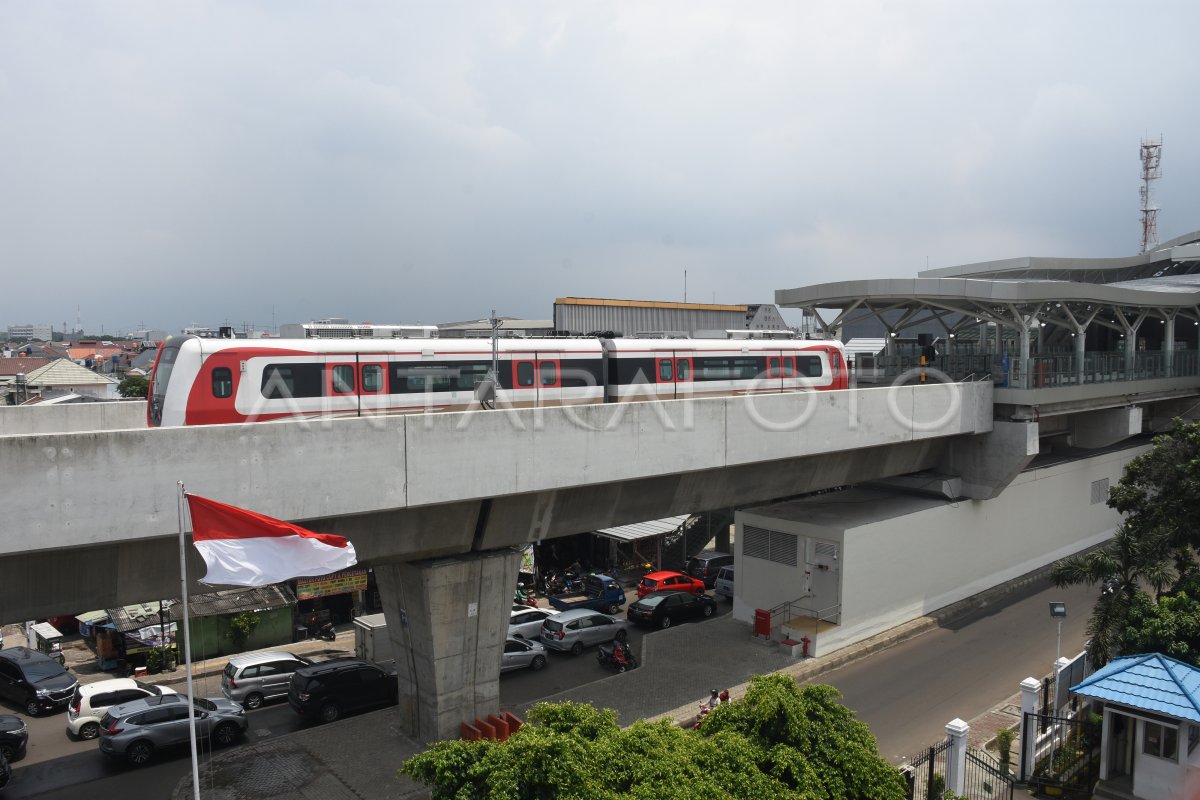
(1139, 137, 1162, 254)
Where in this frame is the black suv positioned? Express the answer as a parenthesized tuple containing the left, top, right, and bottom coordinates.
(287, 659, 397, 724)
(0, 647, 78, 717)
(686, 551, 735, 589)
(0, 715, 27, 761)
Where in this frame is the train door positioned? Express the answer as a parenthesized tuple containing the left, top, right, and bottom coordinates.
(765, 351, 786, 392)
(510, 356, 538, 408)
(324, 356, 359, 417)
(673, 353, 693, 399)
(535, 355, 561, 406)
(358, 358, 388, 415)
(652, 348, 679, 399)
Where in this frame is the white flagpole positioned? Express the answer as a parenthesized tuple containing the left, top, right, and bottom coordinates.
(178, 482, 201, 800)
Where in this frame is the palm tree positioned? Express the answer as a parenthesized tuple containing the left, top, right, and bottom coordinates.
(1051, 522, 1173, 666)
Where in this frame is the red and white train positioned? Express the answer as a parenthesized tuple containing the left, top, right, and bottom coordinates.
(147, 335, 849, 427)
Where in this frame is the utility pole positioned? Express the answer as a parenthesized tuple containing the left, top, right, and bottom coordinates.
(1140, 137, 1162, 254)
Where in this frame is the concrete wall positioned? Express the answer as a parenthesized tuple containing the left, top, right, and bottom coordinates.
(734, 444, 1146, 653)
(0, 382, 992, 554)
(0, 400, 146, 436)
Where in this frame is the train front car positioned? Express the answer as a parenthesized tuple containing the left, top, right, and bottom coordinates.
(147, 335, 202, 427)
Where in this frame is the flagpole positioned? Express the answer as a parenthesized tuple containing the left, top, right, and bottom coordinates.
(178, 482, 201, 800)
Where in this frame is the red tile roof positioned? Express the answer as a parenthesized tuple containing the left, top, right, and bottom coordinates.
(0, 357, 52, 376)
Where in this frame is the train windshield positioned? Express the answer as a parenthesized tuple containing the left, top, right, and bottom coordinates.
(148, 339, 185, 427)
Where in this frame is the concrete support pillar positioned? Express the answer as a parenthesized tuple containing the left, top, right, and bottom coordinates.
(979, 323, 989, 355)
(1020, 676, 1041, 779)
(945, 718, 970, 797)
(1075, 329, 1086, 385)
(375, 547, 522, 742)
(943, 419, 1039, 500)
(1124, 332, 1136, 376)
(1165, 315, 1176, 377)
(1019, 324, 1031, 388)
(716, 522, 731, 553)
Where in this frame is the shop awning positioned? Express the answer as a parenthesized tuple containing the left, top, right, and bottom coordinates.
(594, 515, 690, 543)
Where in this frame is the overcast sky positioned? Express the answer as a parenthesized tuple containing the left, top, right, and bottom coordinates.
(3, 2, 1199, 335)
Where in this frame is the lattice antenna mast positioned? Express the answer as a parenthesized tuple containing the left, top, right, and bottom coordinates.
(1139, 137, 1162, 254)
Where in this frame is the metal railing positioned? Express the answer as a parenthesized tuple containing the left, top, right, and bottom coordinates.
(870, 350, 1200, 389)
(767, 599, 841, 628)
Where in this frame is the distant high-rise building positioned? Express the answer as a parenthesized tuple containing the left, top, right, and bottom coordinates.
(7, 323, 53, 342)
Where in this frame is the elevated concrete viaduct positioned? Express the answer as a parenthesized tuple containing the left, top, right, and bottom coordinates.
(2, 382, 997, 739)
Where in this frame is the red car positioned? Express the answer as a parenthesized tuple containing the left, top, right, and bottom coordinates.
(637, 571, 706, 599)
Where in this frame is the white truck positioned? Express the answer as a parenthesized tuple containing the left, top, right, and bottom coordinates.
(352, 613, 394, 666)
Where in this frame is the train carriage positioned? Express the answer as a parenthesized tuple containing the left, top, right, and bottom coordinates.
(148, 334, 848, 428)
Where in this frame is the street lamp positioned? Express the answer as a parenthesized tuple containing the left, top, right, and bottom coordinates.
(1049, 601, 1067, 664)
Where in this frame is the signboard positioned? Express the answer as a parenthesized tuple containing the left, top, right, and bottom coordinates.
(295, 569, 369, 600)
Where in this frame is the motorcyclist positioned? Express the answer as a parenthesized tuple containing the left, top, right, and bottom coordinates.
(705, 689, 720, 711)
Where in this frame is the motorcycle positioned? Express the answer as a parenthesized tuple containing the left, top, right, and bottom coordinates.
(596, 640, 638, 672)
(693, 690, 724, 729)
(317, 622, 337, 641)
(514, 589, 538, 608)
(544, 569, 584, 596)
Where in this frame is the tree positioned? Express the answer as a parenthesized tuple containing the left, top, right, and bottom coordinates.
(1118, 572, 1200, 664)
(117, 375, 150, 398)
(401, 678, 906, 800)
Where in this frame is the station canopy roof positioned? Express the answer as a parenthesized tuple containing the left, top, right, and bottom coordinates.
(594, 515, 690, 542)
(775, 230, 1200, 337)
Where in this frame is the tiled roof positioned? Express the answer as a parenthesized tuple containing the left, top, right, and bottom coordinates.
(23, 358, 118, 386)
(0, 357, 51, 376)
(68, 346, 124, 360)
(1072, 653, 1200, 723)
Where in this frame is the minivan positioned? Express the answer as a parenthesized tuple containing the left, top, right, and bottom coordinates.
(686, 551, 734, 589)
(0, 646, 78, 717)
(540, 609, 628, 655)
(222, 651, 312, 710)
(714, 565, 735, 602)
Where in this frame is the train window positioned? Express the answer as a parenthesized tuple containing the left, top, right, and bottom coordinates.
(612, 358, 656, 384)
(516, 362, 535, 387)
(768, 358, 781, 378)
(561, 359, 603, 388)
(331, 365, 355, 394)
(697, 358, 730, 381)
(797, 356, 823, 377)
(211, 367, 233, 399)
(733, 358, 760, 380)
(676, 359, 690, 380)
(658, 359, 673, 381)
(261, 364, 323, 399)
(540, 361, 557, 387)
(361, 365, 383, 393)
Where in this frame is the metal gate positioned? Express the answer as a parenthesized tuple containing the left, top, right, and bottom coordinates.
(1020, 711, 1100, 799)
(962, 747, 1014, 800)
(902, 738, 951, 800)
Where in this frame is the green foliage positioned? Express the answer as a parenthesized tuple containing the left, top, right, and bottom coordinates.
(146, 647, 162, 672)
(1117, 572, 1200, 664)
(995, 727, 1014, 772)
(228, 610, 260, 648)
(117, 374, 150, 398)
(401, 678, 905, 800)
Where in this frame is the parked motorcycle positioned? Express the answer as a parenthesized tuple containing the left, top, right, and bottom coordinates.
(317, 622, 337, 641)
(514, 588, 538, 608)
(596, 640, 638, 672)
(544, 570, 584, 596)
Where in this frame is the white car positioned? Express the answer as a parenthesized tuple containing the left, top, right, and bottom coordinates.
(509, 607, 559, 640)
(66, 678, 176, 740)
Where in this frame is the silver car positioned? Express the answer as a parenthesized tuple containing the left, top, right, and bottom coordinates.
(221, 651, 311, 710)
(98, 694, 247, 766)
(540, 609, 628, 655)
(501, 638, 547, 672)
(509, 607, 559, 640)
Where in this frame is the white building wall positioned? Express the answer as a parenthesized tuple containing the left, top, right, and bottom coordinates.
(733, 445, 1145, 654)
(1135, 721, 1187, 800)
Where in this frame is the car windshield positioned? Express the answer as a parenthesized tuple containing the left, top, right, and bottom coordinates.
(543, 619, 563, 632)
(134, 680, 163, 696)
(638, 595, 667, 608)
(193, 697, 217, 711)
(641, 578, 658, 588)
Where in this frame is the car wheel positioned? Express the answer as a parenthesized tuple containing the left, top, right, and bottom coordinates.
(660, 616, 673, 629)
(702, 604, 714, 617)
(213, 722, 240, 746)
(0, 742, 14, 760)
(530, 655, 546, 671)
(615, 629, 628, 643)
(570, 641, 584, 656)
(617, 664, 626, 673)
(607, 603, 620, 615)
(79, 721, 101, 740)
(319, 703, 341, 724)
(126, 740, 155, 766)
(24, 699, 41, 717)
(244, 692, 264, 710)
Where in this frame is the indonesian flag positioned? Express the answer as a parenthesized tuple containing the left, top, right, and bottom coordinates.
(186, 494, 357, 586)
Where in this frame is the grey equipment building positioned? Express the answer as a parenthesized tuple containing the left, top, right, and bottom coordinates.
(553, 296, 791, 336)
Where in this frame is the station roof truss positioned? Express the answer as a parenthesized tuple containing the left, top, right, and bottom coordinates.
(776, 230, 1200, 340)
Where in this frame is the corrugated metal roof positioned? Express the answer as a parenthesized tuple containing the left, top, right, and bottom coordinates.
(106, 585, 296, 632)
(23, 358, 118, 386)
(594, 515, 690, 542)
(844, 338, 887, 362)
(1072, 653, 1200, 723)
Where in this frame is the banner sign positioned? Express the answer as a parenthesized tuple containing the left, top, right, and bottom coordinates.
(296, 569, 369, 600)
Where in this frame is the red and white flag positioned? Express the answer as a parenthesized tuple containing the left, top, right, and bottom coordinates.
(186, 494, 357, 586)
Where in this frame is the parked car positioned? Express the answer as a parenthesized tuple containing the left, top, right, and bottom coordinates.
(502, 638, 547, 672)
(540, 608, 628, 655)
(714, 565, 735, 602)
(0, 747, 9, 791)
(636, 571, 706, 599)
(686, 551, 735, 589)
(0, 715, 27, 761)
(221, 651, 312, 710)
(0, 647, 78, 716)
(288, 658, 398, 724)
(627, 590, 717, 629)
(67, 679, 176, 740)
(98, 694, 246, 766)
(509, 607, 559, 640)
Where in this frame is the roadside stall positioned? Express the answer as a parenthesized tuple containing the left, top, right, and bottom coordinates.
(29, 621, 66, 665)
